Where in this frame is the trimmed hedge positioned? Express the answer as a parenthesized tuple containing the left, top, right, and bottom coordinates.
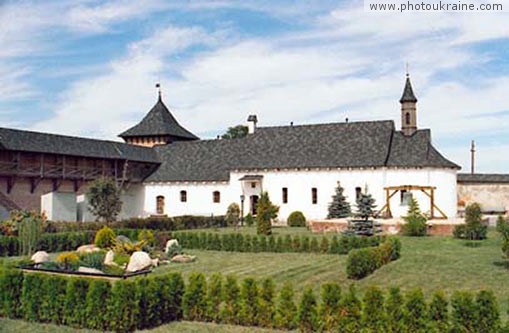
(174, 231, 383, 255)
(287, 211, 306, 227)
(0, 269, 506, 332)
(346, 238, 401, 279)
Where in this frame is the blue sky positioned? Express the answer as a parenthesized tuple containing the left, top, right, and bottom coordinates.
(1, 0, 509, 172)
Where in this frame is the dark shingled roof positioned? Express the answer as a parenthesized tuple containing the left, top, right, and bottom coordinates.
(457, 173, 509, 184)
(0, 127, 159, 163)
(147, 120, 459, 182)
(400, 76, 418, 103)
(119, 95, 198, 140)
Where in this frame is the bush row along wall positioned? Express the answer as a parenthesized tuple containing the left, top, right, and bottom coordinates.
(174, 232, 384, 255)
(0, 229, 173, 257)
(346, 238, 402, 279)
(0, 269, 505, 333)
(43, 215, 227, 233)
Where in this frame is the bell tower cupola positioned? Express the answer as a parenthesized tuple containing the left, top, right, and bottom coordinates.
(400, 74, 418, 136)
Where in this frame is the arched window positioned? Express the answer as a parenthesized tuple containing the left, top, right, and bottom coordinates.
(213, 191, 221, 203)
(405, 112, 411, 125)
(311, 188, 318, 204)
(156, 195, 165, 215)
(180, 190, 187, 202)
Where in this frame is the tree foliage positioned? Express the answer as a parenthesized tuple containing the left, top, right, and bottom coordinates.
(401, 197, 428, 236)
(221, 125, 248, 139)
(87, 178, 122, 222)
(327, 182, 351, 218)
(225, 203, 240, 227)
(256, 192, 279, 235)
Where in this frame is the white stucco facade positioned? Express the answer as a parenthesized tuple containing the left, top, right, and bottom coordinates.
(143, 167, 457, 221)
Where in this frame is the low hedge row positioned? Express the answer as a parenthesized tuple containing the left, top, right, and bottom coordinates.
(346, 238, 401, 279)
(174, 232, 383, 255)
(0, 229, 173, 257)
(44, 215, 227, 233)
(0, 269, 505, 332)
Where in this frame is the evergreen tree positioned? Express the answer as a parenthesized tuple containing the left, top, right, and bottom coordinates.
(239, 277, 259, 326)
(386, 287, 404, 333)
(86, 279, 111, 331)
(318, 282, 341, 332)
(319, 237, 330, 254)
(258, 278, 276, 328)
(339, 285, 362, 332)
(403, 288, 428, 333)
(428, 290, 449, 333)
(206, 273, 223, 323)
(344, 191, 380, 236)
(183, 273, 208, 322)
(108, 280, 137, 333)
(256, 192, 279, 235)
(327, 182, 351, 218)
(451, 291, 477, 333)
(298, 287, 318, 333)
(475, 290, 500, 333)
(221, 275, 240, 325)
(87, 177, 122, 222)
(275, 281, 298, 330)
(401, 197, 428, 236)
(362, 286, 386, 332)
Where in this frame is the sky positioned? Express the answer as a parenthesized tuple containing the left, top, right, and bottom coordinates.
(1, 0, 509, 173)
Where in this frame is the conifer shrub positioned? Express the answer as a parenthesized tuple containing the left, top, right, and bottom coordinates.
(275, 236, 284, 253)
(318, 282, 341, 332)
(251, 235, 260, 253)
(40, 275, 67, 324)
(329, 235, 340, 254)
(283, 234, 292, 252)
(292, 236, 301, 252)
(451, 291, 476, 332)
(259, 235, 268, 252)
(319, 237, 329, 254)
(243, 235, 252, 252)
(475, 290, 500, 333)
(362, 286, 386, 332)
(275, 281, 298, 330)
(339, 285, 362, 332)
(56, 252, 80, 271)
(287, 211, 306, 227)
(239, 277, 259, 326)
(85, 279, 111, 331)
(161, 273, 185, 322)
(206, 273, 223, 323)
(386, 287, 404, 333)
(108, 279, 137, 333)
(401, 198, 428, 236)
(310, 237, 319, 253)
(94, 226, 116, 249)
(258, 278, 275, 328)
(404, 288, 428, 333)
(63, 278, 90, 327)
(183, 272, 208, 321)
(245, 213, 254, 227)
(300, 236, 310, 252)
(497, 215, 509, 259)
(453, 202, 487, 240)
(225, 203, 240, 227)
(0, 268, 23, 318)
(298, 287, 318, 333)
(21, 273, 45, 322)
(256, 192, 279, 235)
(327, 182, 351, 218)
(221, 275, 240, 325)
(135, 278, 155, 330)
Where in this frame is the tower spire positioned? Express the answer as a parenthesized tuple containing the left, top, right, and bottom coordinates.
(156, 82, 162, 101)
(400, 73, 418, 136)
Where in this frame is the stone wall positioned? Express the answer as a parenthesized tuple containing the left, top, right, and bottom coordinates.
(457, 183, 509, 213)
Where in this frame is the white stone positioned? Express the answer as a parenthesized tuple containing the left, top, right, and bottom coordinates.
(77, 244, 101, 253)
(165, 239, 179, 253)
(151, 258, 159, 267)
(126, 251, 152, 272)
(78, 266, 103, 274)
(387, 226, 399, 235)
(171, 254, 196, 263)
(104, 250, 115, 266)
(31, 251, 49, 264)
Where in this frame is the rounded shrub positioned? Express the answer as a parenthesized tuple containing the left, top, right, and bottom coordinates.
(94, 226, 116, 249)
(56, 252, 80, 271)
(287, 211, 306, 227)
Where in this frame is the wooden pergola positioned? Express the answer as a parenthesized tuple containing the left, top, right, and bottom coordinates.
(378, 185, 448, 219)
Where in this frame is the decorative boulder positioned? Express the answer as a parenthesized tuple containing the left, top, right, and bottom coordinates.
(165, 239, 179, 253)
(77, 244, 101, 253)
(31, 251, 49, 264)
(104, 250, 115, 266)
(116, 235, 131, 244)
(171, 254, 196, 263)
(151, 258, 159, 267)
(126, 251, 152, 272)
(78, 266, 104, 274)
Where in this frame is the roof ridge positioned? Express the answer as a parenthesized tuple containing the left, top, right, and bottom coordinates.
(258, 119, 394, 130)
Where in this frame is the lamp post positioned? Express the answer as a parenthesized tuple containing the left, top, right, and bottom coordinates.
(240, 194, 245, 227)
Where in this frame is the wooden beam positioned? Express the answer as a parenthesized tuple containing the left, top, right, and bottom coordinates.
(30, 177, 43, 194)
(52, 179, 62, 192)
(7, 177, 15, 194)
(430, 188, 435, 219)
(73, 180, 81, 193)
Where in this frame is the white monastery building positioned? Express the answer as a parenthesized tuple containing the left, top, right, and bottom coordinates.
(1, 75, 481, 222)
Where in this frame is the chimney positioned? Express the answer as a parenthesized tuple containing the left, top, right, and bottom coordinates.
(247, 115, 257, 134)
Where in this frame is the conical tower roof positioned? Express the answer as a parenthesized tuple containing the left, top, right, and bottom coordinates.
(400, 75, 418, 103)
(119, 94, 198, 141)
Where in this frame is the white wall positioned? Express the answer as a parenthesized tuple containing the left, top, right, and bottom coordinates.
(143, 167, 457, 221)
(41, 192, 77, 221)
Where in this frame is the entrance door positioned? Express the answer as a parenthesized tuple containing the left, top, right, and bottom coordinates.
(250, 195, 259, 215)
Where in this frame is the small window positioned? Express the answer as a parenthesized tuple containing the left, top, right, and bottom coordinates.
(180, 190, 187, 203)
(156, 195, 165, 215)
(355, 187, 362, 200)
(282, 187, 288, 204)
(312, 188, 317, 204)
(405, 112, 411, 125)
(213, 191, 221, 203)
(401, 190, 412, 205)
(251, 182, 256, 188)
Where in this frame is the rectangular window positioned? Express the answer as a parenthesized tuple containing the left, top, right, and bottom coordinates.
(213, 191, 221, 203)
(180, 190, 187, 202)
(355, 187, 362, 201)
(251, 182, 256, 188)
(312, 188, 317, 204)
(282, 187, 288, 204)
(401, 190, 412, 205)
